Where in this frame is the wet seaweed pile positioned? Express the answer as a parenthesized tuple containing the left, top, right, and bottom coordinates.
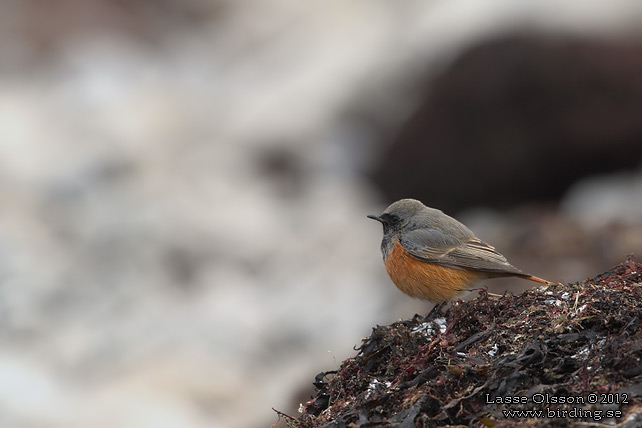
(281, 257, 642, 427)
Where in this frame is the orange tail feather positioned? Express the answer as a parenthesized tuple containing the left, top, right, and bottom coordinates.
(523, 274, 554, 285)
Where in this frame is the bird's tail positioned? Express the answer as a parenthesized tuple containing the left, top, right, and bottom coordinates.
(523, 274, 555, 285)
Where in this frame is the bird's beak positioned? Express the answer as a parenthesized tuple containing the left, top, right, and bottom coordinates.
(367, 214, 384, 223)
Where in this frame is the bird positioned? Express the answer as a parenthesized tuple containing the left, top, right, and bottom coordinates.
(368, 198, 552, 303)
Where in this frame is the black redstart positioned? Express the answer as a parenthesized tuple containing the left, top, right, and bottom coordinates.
(368, 199, 552, 302)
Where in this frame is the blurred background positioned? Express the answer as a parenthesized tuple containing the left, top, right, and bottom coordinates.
(1, 1, 642, 427)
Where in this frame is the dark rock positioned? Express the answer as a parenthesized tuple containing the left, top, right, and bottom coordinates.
(370, 35, 642, 212)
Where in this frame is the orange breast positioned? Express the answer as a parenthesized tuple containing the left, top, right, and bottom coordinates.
(384, 240, 483, 302)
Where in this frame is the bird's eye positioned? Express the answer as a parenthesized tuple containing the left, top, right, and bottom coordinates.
(381, 213, 400, 224)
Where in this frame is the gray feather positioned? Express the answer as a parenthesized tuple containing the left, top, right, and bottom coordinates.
(401, 229, 525, 275)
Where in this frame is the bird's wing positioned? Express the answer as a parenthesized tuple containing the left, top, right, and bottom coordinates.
(400, 229, 525, 275)
(399, 228, 462, 260)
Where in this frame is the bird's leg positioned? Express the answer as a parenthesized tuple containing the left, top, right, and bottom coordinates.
(423, 301, 447, 321)
(468, 285, 503, 299)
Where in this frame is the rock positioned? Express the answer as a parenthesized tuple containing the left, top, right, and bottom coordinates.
(370, 35, 642, 212)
